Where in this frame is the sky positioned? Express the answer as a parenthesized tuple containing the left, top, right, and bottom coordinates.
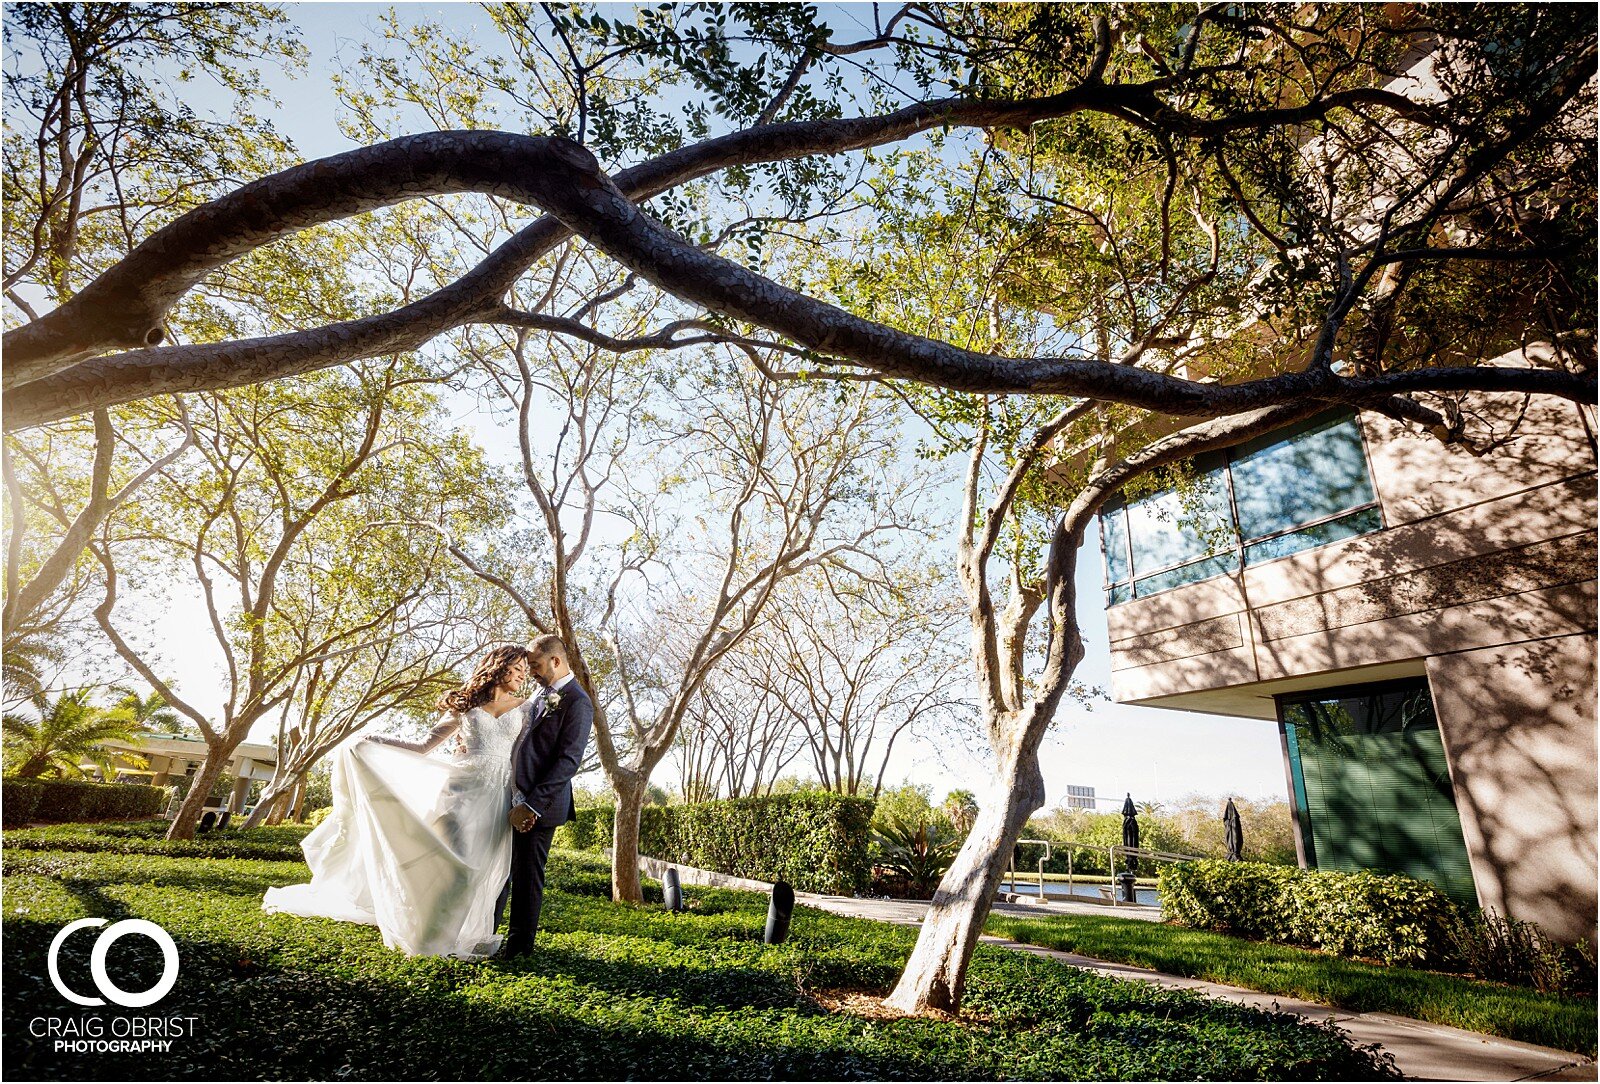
(39, 2, 1292, 812)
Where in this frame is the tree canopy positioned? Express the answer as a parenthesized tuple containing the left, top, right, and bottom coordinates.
(4, 4, 1592, 431)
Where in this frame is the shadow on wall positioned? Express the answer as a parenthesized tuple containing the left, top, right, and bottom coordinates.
(1248, 391, 1597, 942)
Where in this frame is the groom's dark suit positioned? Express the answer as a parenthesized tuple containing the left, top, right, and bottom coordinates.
(503, 677, 592, 952)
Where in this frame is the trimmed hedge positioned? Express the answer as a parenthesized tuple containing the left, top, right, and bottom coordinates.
(555, 796, 873, 895)
(1161, 859, 1461, 966)
(553, 805, 614, 852)
(2, 777, 165, 828)
(2, 779, 42, 827)
(642, 793, 873, 894)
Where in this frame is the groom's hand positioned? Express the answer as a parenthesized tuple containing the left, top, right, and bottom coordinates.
(509, 806, 538, 833)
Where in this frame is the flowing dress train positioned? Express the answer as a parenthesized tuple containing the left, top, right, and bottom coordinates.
(262, 703, 525, 957)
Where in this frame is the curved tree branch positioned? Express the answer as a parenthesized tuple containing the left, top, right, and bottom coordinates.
(4, 67, 1484, 428)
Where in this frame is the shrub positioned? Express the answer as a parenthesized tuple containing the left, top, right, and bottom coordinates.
(3, 819, 311, 861)
(3, 777, 164, 826)
(1444, 907, 1597, 997)
(638, 791, 873, 894)
(2, 778, 44, 827)
(872, 811, 961, 898)
(1161, 860, 1459, 966)
(552, 805, 613, 852)
(304, 806, 333, 827)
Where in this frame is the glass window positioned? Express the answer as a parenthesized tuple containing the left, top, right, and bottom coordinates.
(1242, 506, 1383, 564)
(1134, 551, 1239, 597)
(1230, 412, 1377, 543)
(1101, 501, 1131, 586)
(1126, 454, 1233, 577)
(1097, 410, 1382, 605)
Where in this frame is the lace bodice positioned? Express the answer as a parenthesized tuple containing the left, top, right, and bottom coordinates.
(454, 704, 523, 760)
(367, 702, 525, 761)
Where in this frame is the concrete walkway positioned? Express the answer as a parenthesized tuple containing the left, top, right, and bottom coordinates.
(797, 892, 1597, 1082)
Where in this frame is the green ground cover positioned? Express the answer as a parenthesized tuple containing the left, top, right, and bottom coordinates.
(1, 829, 1394, 1081)
(987, 913, 1597, 1056)
(2, 819, 311, 860)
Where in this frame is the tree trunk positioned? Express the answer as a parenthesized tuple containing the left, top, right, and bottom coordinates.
(242, 774, 289, 829)
(885, 717, 1047, 1014)
(610, 774, 647, 904)
(166, 742, 237, 841)
(242, 762, 300, 829)
(266, 788, 292, 825)
(289, 778, 305, 822)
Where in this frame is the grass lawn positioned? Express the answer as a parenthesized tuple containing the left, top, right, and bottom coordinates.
(986, 912, 1597, 1057)
(0, 824, 1397, 1081)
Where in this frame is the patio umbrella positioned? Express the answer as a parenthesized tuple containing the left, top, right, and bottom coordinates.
(1223, 798, 1245, 862)
(1222, 799, 1248, 863)
(1121, 793, 1139, 874)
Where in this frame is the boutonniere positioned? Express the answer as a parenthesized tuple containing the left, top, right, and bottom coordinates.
(543, 689, 562, 712)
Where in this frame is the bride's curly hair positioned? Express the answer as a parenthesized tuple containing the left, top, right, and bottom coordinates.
(436, 644, 530, 713)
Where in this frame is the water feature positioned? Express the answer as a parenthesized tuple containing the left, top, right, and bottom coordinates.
(998, 880, 1161, 907)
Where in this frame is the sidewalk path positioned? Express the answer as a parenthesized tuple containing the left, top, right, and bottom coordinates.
(797, 891, 1598, 1083)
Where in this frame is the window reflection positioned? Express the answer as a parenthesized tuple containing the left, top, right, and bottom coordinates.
(1099, 410, 1382, 605)
(1231, 413, 1378, 540)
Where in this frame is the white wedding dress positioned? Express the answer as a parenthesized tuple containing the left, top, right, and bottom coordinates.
(262, 703, 526, 957)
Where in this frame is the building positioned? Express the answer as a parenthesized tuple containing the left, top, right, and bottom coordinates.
(88, 735, 279, 815)
(1096, 367, 1596, 942)
(1061, 784, 1097, 810)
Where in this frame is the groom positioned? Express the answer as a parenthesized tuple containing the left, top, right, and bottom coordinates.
(502, 633, 593, 956)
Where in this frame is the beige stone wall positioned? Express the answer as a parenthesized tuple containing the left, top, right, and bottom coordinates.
(1427, 636, 1598, 943)
(1106, 415, 1597, 709)
(1098, 397, 1598, 937)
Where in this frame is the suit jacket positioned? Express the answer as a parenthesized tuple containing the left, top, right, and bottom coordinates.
(510, 680, 593, 828)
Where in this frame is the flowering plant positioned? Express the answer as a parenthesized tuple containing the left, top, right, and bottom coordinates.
(543, 690, 562, 712)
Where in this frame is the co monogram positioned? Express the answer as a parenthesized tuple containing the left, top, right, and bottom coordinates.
(48, 918, 179, 1008)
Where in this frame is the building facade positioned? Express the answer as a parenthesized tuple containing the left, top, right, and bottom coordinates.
(89, 735, 279, 815)
(1097, 371, 1597, 941)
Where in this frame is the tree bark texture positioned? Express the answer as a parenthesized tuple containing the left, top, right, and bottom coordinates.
(610, 773, 647, 904)
(886, 719, 1048, 1013)
(9, 65, 1585, 429)
(165, 739, 240, 842)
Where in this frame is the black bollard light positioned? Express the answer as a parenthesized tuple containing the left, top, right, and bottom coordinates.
(764, 881, 795, 945)
(663, 867, 683, 912)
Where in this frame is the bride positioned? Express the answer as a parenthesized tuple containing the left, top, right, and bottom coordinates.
(263, 644, 530, 957)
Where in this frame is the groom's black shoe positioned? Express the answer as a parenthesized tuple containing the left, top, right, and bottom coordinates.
(496, 936, 534, 960)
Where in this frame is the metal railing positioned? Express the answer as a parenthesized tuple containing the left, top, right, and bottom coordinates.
(1105, 844, 1203, 906)
(1007, 838, 1054, 899)
(1002, 840, 1203, 906)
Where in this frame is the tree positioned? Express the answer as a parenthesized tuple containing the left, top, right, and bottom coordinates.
(671, 564, 966, 801)
(450, 322, 924, 901)
(764, 571, 968, 798)
(3, 5, 300, 657)
(241, 569, 510, 828)
(1, 3, 1592, 1009)
(673, 641, 806, 803)
(2, 688, 144, 779)
(3, 405, 193, 674)
(1, 629, 59, 706)
(4, 8, 1587, 426)
(943, 790, 978, 835)
(91, 362, 492, 840)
